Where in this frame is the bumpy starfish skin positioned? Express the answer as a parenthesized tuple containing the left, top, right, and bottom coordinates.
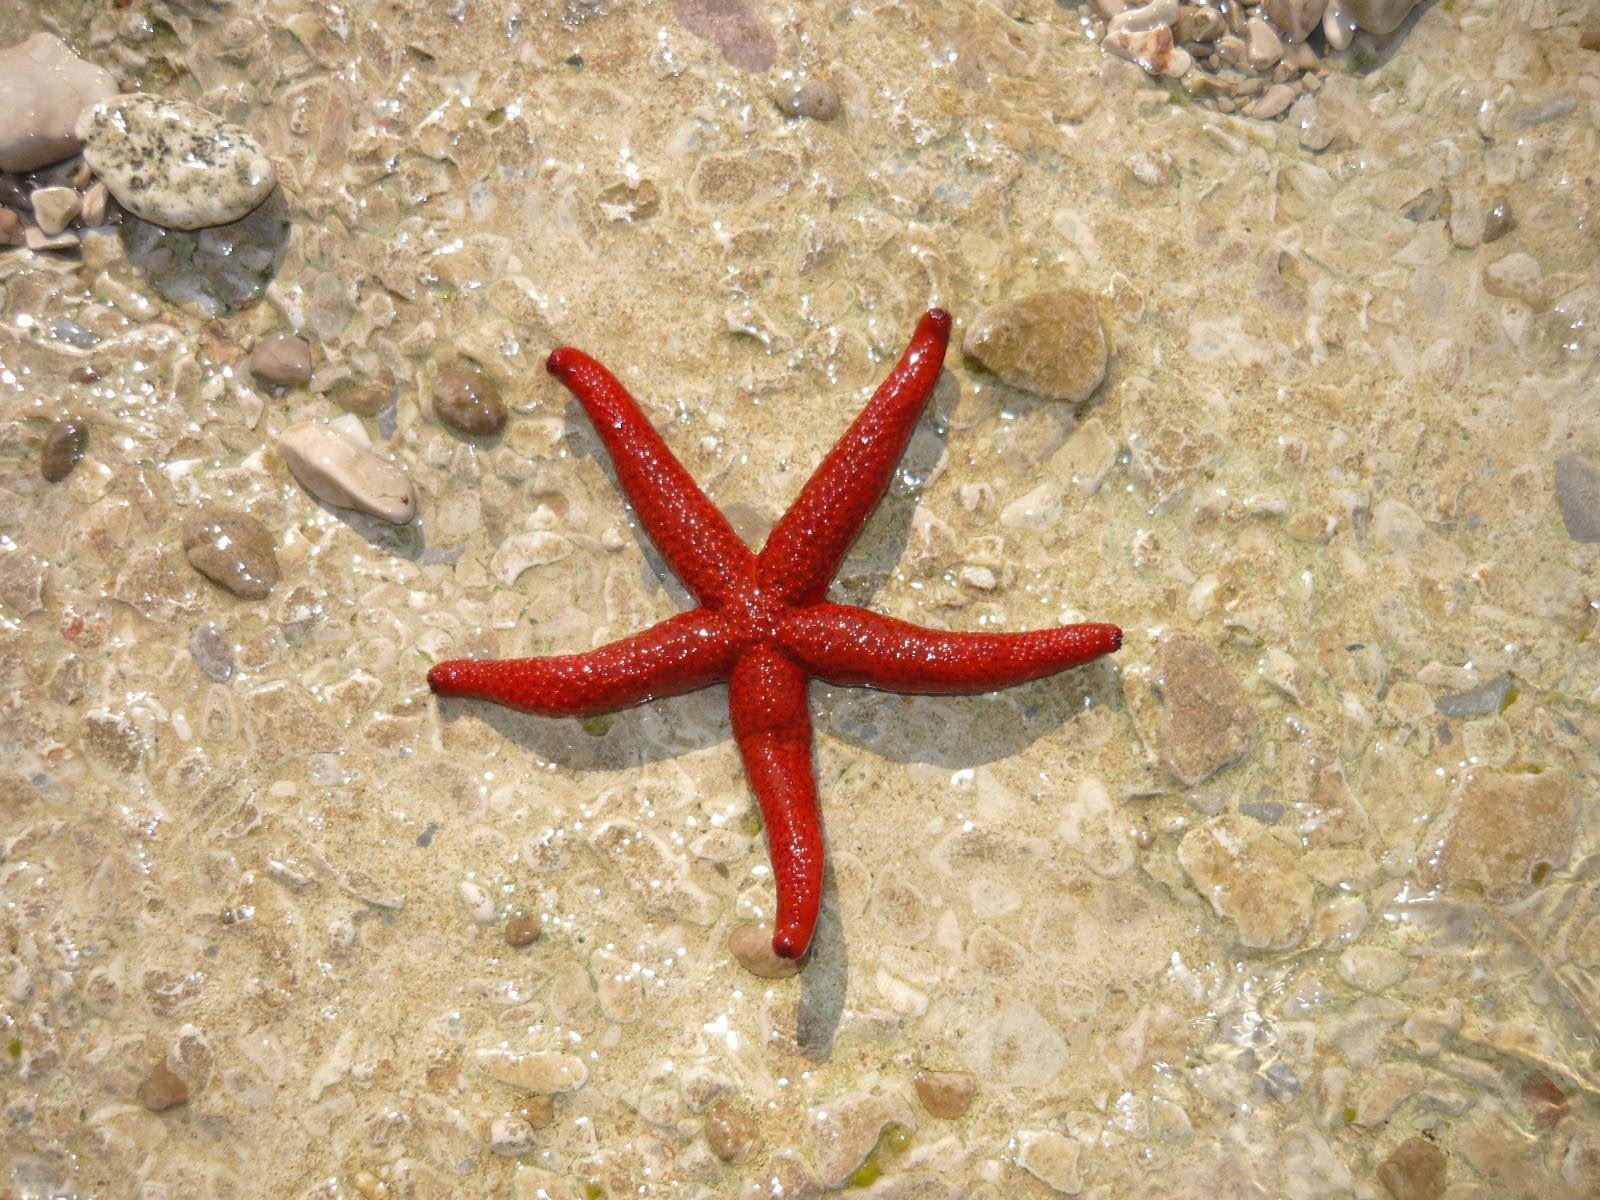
(428, 310, 1122, 959)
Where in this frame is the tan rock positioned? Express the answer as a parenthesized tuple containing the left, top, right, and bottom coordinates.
(913, 1069, 974, 1119)
(1152, 634, 1257, 786)
(30, 185, 80, 235)
(276, 419, 418, 525)
(0, 34, 118, 173)
(473, 1047, 588, 1094)
(250, 332, 313, 387)
(1378, 1135, 1445, 1200)
(1420, 770, 1574, 899)
(1179, 813, 1313, 950)
(1344, 0, 1423, 35)
(729, 922, 803, 978)
(962, 289, 1108, 404)
(806, 1090, 916, 1188)
(1263, 0, 1328, 43)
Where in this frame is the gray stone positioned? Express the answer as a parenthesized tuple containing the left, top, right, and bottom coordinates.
(1435, 673, 1512, 718)
(0, 34, 117, 173)
(1556, 453, 1600, 542)
(78, 93, 276, 230)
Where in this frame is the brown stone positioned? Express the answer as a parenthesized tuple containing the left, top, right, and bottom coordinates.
(962, 289, 1108, 404)
(1377, 1136, 1445, 1200)
(728, 922, 803, 979)
(704, 1099, 758, 1162)
(913, 1069, 975, 1119)
(504, 910, 542, 948)
(249, 331, 313, 387)
(181, 506, 279, 600)
(40, 416, 87, 481)
(1155, 634, 1257, 786)
(139, 1062, 189, 1111)
(432, 366, 507, 436)
(1420, 770, 1575, 900)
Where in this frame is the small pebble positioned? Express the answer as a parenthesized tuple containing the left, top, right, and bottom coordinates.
(181, 506, 280, 599)
(431, 366, 507, 436)
(30, 185, 80, 236)
(188, 624, 235, 682)
(1245, 16, 1284, 69)
(79, 180, 109, 226)
(335, 381, 390, 417)
(728, 922, 803, 978)
(458, 880, 496, 924)
(276, 419, 418, 525)
(40, 416, 87, 481)
(24, 225, 77, 251)
(77, 92, 277, 230)
(775, 77, 841, 121)
(487, 1116, 536, 1156)
(0, 34, 118, 173)
(913, 1069, 975, 1119)
(0, 207, 22, 246)
(249, 332, 313, 387)
(68, 364, 100, 383)
(138, 1062, 189, 1111)
(516, 1095, 554, 1130)
(504, 910, 542, 947)
(1435, 673, 1512, 718)
(704, 1099, 759, 1162)
(1376, 1135, 1446, 1200)
(1483, 196, 1515, 243)
(1556, 452, 1600, 543)
(962, 289, 1108, 404)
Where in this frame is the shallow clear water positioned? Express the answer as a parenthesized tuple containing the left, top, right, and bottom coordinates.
(3, 2, 1599, 1197)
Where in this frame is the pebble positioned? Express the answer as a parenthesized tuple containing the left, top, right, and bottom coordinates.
(1016, 1129, 1083, 1195)
(1435, 672, 1512, 717)
(807, 1091, 916, 1189)
(1482, 196, 1515, 243)
(1421, 769, 1574, 899)
(188, 623, 234, 682)
(913, 1069, 975, 1119)
(334, 381, 391, 417)
(77, 92, 277, 230)
(704, 1099, 759, 1162)
(1245, 82, 1296, 120)
(0, 207, 22, 246)
(458, 880, 496, 924)
(24, 225, 77, 252)
(1176, 6, 1226, 40)
(504, 910, 542, 947)
(276, 419, 418, 525)
(487, 1116, 536, 1156)
(79, 180, 109, 226)
(473, 1047, 588, 1094)
(181, 507, 279, 600)
(40, 416, 87, 482)
(1263, 0, 1327, 42)
(0, 34, 118, 173)
(138, 1062, 189, 1111)
(1102, 26, 1192, 78)
(1377, 1136, 1446, 1200)
(431, 366, 507, 436)
(1323, 0, 1355, 47)
(249, 332, 313, 387)
(1179, 812, 1313, 950)
(30, 185, 80, 236)
(1556, 453, 1600, 542)
(516, 1095, 555, 1130)
(728, 922, 803, 978)
(1245, 17, 1284, 70)
(1108, 0, 1180, 34)
(775, 77, 840, 121)
(1151, 634, 1257, 786)
(1336, 944, 1409, 993)
(1345, 0, 1423, 34)
(962, 289, 1108, 404)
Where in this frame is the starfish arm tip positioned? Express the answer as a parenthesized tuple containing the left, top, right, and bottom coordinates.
(771, 925, 810, 959)
(923, 308, 953, 336)
(1109, 625, 1124, 653)
(545, 347, 579, 377)
(426, 661, 461, 694)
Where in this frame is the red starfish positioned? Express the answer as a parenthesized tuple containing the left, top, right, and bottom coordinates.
(428, 310, 1121, 960)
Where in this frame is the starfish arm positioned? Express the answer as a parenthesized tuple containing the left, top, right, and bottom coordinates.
(756, 309, 952, 604)
(546, 347, 755, 605)
(780, 603, 1122, 694)
(426, 609, 742, 717)
(728, 646, 823, 960)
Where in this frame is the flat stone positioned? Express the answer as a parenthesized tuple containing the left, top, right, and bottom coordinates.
(250, 332, 313, 387)
(1377, 1136, 1446, 1200)
(181, 506, 279, 600)
(473, 1047, 588, 1094)
(1179, 813, 1313, 951)
(138, 1062, 189, 1111)
(77, 92, 276, 230)
(24, 225, 77, 251)
(30, 185, 80, 235)
(806, 1090, 916, 1188)
(1153, 634, 1257, 786)
(1016, 1129, 1082, 1194)
(672, 0, 776, 71)
(913, 1069, 974, 1119)
(962, 289, 1108, 404)
(1420, 770, 1574, 900)
(276, 419, 418, 525)
(1435, 673, 1512, 718)
(1556, 452, 1600, 542)
(0, 34, 118, 173)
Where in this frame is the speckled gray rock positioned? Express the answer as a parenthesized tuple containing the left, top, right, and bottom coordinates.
(276, 419, 418, 525)
(76, 93, 276, 231)
(962, 289, 1108, 404)
(0, 34, 118, 173)
(182, 506, 279, 599)
(1556, 453, 1600, 543)
(1435, 673, 1512, 718)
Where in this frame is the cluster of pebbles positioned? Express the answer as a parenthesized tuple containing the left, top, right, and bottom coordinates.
(1087, 0, 1426, 118)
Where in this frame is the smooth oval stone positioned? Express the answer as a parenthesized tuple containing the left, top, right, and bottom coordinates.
(276, 419, 418, 525)
(77, 93, 276, 230)
(249, 331, 312, 387)
(962, 289, 1108, 404)
(432, 366, 507, 436)
(182, 506, 279, 599)
(0, 33, 117, 173)
(40, 416, 87, 481)
(774, 78, 840, 121)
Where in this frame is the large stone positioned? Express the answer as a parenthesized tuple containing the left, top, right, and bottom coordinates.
(276, 419, 418, 525)
(1344, 0, 1424, 35)
(1179, 813, 1313, 950)
(0, 34, 117, 172)
(1263, 0, 1328, 43)
(78, 92, 276, 230)
(962, 290, 1108, 404)
(1420, 770, 1575, 900)
(1152, 634, 1257, 786)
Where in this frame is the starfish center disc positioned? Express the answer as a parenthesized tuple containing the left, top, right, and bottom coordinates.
(726, 585, 790, 644)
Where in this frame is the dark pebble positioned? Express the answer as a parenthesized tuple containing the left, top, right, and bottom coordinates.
(188, 624, 234, 682)
(68, 364, 100, 384)
(775, 78, 841, 121)
(1556, 452, 1600, 543)
(1376, 1136, 1445, 1200)
(432, 366, 507, 436)
(249, 331, 313, 387)
(504, 910, 542, 947)
(40, 417, 87, 482)
(138, 1063, 189, 1112)
(1483, 197, 1515, 243)
(1435, 673, 1512, 718)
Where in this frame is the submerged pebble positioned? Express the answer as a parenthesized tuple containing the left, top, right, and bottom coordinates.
(0, 34, 117, 173)
(181, 506, 280, 600)
(504, 910, 542, 947)
(30, 185, 80, 235)
(488, 1116, 536, 1156)
(1435, 673, 1512, 718)
(432, 366, 507, 436)
(77, 93, 277, 230)
(962, 289, 1108, 404)
(775, 78, 840, 121)
(728, 922, 803, 978)
(138, 1062, 189, 1111)
(188, 623, 234, 682)
(276, 419, 418, 525)
(704, 1100, 759, 1161)
(1555, 452, 1600, 543)
(1377, 1135, 1446, 1200)
(913, 1069, 975, 1119)
(249, 332, 313, 387)
(40, 416, 87, 481)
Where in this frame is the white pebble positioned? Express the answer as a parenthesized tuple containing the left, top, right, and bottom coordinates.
(488, 1116, 537, 1155)
(1337, 945, 1409, 993)
(459, 879, 496, 924)
(276, 419, 418, 525)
